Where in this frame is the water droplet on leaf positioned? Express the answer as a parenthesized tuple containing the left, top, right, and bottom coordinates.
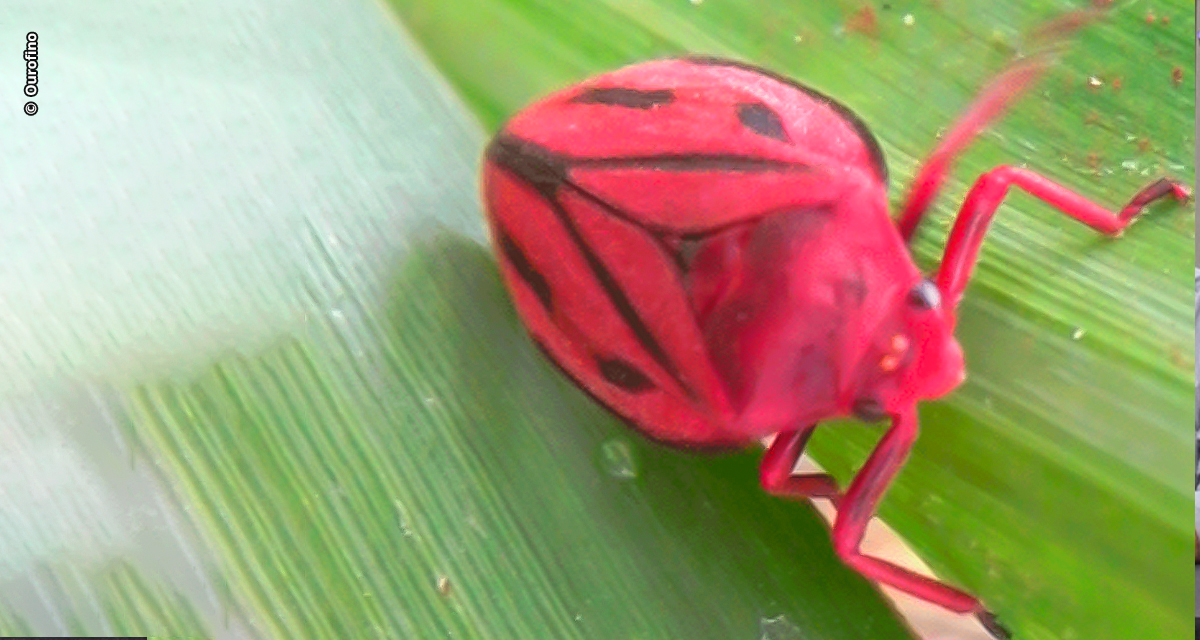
(760, 614, 803, 640)
(600, 439, 638, 480)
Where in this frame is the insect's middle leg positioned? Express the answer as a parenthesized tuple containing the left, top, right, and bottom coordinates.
(935, 167, 1190, 310)
(759, 424, 841, 505)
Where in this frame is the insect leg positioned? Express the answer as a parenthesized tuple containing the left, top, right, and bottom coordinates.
(894, 58, 1050, 243)
(935, 168, 1190, 310)
(895, 4, 1108, 243)
(759, 424, 841, 504)
(829, 407, 1009, 638)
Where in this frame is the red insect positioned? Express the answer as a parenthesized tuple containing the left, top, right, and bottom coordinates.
(481, 42, 1188, 640)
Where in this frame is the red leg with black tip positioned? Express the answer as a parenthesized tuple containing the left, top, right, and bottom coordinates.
(761, 411, 1011, 639)
(826, 408, 1006, 638)
(935, 168, 1191, 311)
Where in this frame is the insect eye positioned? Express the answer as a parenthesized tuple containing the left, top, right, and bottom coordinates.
(852, 397, 887, 423)
(908, 279, 941, 310)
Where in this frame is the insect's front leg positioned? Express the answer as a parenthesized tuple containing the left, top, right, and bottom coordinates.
(828, 408, 1010, 639)
(935, 168, 1190, 311)
(759, 424, 841, 505)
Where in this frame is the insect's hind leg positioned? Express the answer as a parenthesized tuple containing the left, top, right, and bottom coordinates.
(759, 424, 842, 505)
(935, 167, 1190, 311)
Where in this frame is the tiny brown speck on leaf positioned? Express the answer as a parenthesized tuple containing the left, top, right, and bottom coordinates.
(845, 5, 879, 38)
(1168, 345, 1189, 370)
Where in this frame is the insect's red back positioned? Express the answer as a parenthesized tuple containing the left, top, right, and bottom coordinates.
(500, 58, 888, 232)
(483, 57, 900, 448)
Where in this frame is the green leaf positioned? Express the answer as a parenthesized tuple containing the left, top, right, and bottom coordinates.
(0, 2, 911, 640)
(389, 1, 1195, 639)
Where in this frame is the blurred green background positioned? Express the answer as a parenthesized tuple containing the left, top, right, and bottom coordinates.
(0, 1, 1192, 639)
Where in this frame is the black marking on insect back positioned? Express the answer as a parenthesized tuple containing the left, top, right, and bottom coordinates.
(668, 236, 704, 272)
(541, 191, 695, 400)
(486, 134, 571, 199)
(596, 356, 656, 393)
(572, 87, 676, 109)
(491, 134, 696, 398)
(737, 102, 791, 143)
(684, 56, 888, 184)
(530, 337, 743, 452)
(564, 167, 827, 244)
(575, 154, 811, 173)
(496, 226, 553, 312)
(490, 132, 819, 236)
